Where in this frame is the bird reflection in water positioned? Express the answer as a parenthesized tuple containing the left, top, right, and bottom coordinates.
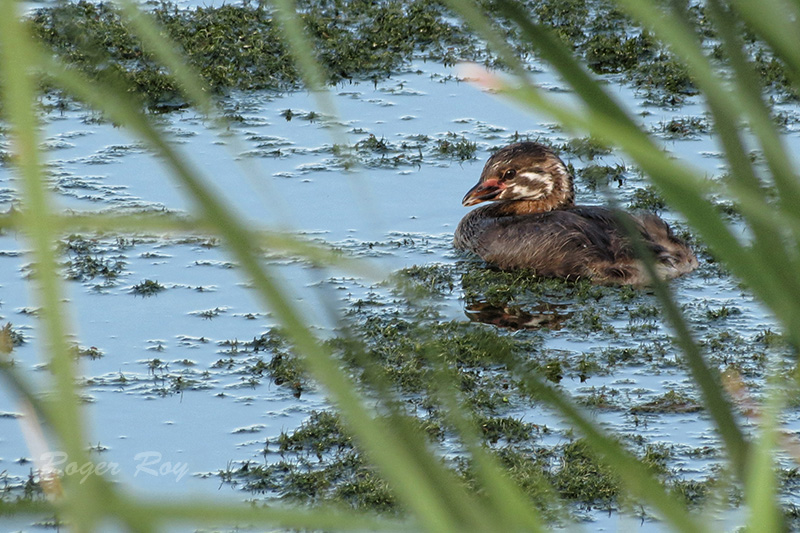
(464, 299, 572, 330)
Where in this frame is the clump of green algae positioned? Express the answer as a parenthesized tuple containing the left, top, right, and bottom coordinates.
(62, 235, 128, 286)
(31, 0, 476, 107)
(28, 0, 800, 110)
(130, 279, 166, 296)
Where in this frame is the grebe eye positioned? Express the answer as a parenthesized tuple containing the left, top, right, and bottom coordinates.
(502, 169, 516, 180)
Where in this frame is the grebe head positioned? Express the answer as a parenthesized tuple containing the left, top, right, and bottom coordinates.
(462, 142, 575, 211)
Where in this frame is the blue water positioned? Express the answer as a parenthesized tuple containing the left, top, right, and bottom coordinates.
(1, 53, 798, 531)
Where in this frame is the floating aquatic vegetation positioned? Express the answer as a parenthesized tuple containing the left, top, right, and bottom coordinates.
(30, 0, 477, 107)
(130, 278, 166, 296)
(29, 0, 799, 112)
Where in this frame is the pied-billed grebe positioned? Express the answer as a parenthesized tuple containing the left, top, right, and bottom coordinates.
(454, 142, 698, 285)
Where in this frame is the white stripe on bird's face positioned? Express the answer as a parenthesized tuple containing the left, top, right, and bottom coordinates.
(498, 171, 554, 200)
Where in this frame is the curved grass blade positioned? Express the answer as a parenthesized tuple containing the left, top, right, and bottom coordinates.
(0, 499, 53, 517)
(609, 200, 752, 484)
(115, 0, 214, 116)
(267, 0, 382, 222)
(610, 0, 800, 309)
(0, 3, 102, 529)
(448, 0, 760, 499)
(451, 0, 756, 476)
(105, 494, 412, 532)
(268, 0, 328, 96)
(326, 321, 518, 531)
(118, 0, 373, 230)
(446, 5, 776, 309)
(516, 371, 707, 532)
(267, 0, 351, 151)
(111, 0, 300, 230)
(36, 44, 496, 533)
(727, 0, 800, 87)
(744, 377, 784, 533)
(707, 0, 800, 217)
(17, 7, 491, 527)
(705, 0, 800, 304)
(497, 0, 800, 325)
(429, 365, 550, 531)
(46, 212, 382, 278)
(454, 0, 800, 349)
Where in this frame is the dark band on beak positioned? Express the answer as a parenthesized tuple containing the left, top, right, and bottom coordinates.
(462, 178, 505, 206)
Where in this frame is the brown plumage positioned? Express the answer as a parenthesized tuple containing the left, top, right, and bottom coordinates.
(453, 142, 698, 285)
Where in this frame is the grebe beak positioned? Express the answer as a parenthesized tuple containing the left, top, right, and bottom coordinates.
(462, 178, 505, 206)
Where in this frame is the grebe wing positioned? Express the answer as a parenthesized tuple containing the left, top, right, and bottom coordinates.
(456, 205, 696, 282)
(475, 208, 628, 275)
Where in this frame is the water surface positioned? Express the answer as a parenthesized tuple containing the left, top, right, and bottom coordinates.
(1, 53, 796, 530)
